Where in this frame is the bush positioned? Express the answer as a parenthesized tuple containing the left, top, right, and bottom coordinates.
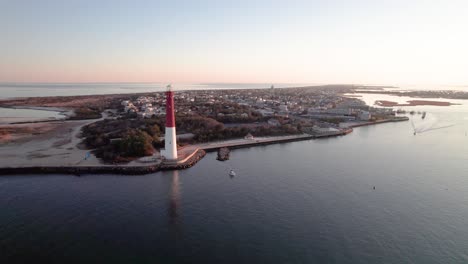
(91, 129, 155, 163)
(70, 107, 102, 120)
(116, 129, 154, 157)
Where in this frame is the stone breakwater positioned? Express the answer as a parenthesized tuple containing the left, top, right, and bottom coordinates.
(160, 149, 206, 170)
(0, 166, 159, 176)
(0, 149, 206, 176)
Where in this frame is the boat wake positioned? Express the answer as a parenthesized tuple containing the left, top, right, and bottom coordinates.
(411, 114, 455, 134)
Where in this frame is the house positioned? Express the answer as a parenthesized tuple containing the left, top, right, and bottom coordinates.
(258, 109, 274, 117)
(278, 104, 288, 112)
(358, 111, 371, 121)
(244, 133, 254, 140)
(141, 103, 153, 110)
(125, 104, 137, 113)
(267, 118, 281, 127)
(312, 125, 340, 134)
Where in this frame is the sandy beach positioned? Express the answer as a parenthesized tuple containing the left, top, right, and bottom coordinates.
(375, 100, 456, 107)
(0, 116, 105, 168)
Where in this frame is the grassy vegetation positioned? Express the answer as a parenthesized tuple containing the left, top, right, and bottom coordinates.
(69, 107, 102, 120)
(93, 129, 154, 163)
(82, 117, 163, 163)
(82, 113, 302, 163)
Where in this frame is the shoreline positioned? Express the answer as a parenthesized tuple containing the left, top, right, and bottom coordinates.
(0, 118, 407, 176)
(352, 90, 468, 100)
(0, 86, 417, 176)
(0, 106, 72, 124)
(375, 100, 457, 107)
(0, 149, 207, 176)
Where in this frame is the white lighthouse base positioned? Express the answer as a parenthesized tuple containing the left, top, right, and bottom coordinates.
(162, 127, 178, 160)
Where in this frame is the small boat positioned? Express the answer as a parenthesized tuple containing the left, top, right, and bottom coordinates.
(422, 112, 426, 119)
(229, 170, 236, 177)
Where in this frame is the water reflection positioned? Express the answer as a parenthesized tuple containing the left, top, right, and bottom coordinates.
(168, 170, 181, 225)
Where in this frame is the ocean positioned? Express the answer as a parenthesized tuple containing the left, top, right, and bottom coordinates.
(0, 83, 315, 99)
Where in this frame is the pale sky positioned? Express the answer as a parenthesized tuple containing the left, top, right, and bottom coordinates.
(1, 0, 468, 86)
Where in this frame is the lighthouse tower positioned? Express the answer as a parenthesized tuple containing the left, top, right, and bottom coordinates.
(162, 84, 178, 160)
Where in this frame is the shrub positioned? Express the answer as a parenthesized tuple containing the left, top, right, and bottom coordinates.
(116, 129, 154, 157)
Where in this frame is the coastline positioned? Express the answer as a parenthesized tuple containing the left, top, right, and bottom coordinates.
(375, 100, 457, 107)
(0, 118, 407, 176)
(0, 85, 428, 176)
(0, 106, 72, 124)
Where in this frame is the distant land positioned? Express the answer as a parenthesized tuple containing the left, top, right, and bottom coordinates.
(375, 100, 457, 107)
(0, 84, 418, 175)
(354, 90, 468, 100)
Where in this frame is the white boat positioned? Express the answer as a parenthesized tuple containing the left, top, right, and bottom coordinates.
(229, 170, 236, 177)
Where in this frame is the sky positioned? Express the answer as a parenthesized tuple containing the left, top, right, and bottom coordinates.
(1, 0, 468, 86)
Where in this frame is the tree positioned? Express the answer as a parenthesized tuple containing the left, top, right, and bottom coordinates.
(117, 129, 154, 157)
(297, 123, 303, 132)
(144, 124, 162, 140)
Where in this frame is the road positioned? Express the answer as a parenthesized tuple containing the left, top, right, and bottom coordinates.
(194, 134, 314, 151)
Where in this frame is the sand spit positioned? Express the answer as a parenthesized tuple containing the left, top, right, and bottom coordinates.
(375, 100, 456, 107)
(0, 115, 106, 168)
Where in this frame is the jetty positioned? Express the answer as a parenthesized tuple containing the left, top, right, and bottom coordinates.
(197, 131, 350, 153)
(0, 149, 206, 176)
(343, 116, 410, 128)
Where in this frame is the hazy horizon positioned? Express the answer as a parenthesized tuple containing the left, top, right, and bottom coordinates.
(2, 0, 468, 86)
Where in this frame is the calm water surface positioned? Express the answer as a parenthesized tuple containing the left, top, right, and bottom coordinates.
(0, 83, 311, 99)
(0, 107, 66, 124)
(1, 106, 468, 263)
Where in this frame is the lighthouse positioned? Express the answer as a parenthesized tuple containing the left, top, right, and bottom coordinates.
(162, 84, 178, 160)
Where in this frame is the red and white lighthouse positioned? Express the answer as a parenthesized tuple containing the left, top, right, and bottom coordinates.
(162, 84, 178, 160)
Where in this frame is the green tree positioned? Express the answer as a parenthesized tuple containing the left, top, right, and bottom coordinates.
(117, 129, 154, 157)
(144, 124, 162, 140)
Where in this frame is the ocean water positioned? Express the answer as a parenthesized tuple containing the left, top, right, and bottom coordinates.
(0, 83, 314, 99)
(1, 93, 468, 263)
(0, 107, 66, 124)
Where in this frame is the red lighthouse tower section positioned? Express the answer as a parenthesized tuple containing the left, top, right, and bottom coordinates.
(165, 90, 175, 127)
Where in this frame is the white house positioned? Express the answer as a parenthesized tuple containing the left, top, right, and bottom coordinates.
(358, 111, 371, 121)
(244, 133, 254, 140)
(267, 118, 281, 127)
